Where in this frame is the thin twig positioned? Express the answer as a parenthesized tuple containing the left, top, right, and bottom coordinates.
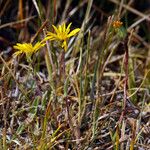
(0, 16, 36, 29)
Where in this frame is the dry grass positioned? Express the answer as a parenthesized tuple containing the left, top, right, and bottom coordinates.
(0, 0, 150, 149)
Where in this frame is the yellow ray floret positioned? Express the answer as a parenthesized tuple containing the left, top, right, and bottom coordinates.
(45, 23, 80, 51)
(13, 42, 45, 57)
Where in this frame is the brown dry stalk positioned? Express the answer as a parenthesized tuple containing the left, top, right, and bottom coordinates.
(30, 19, 49, 43)
(109, 0, 150, 21)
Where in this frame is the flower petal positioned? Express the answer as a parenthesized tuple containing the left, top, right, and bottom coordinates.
(47, 32, 59, 40)
(58, 25, 62, 33)
(67, 28, 80, 37)
(62, 40, 67, 51)
(62, 23, 66, 33)
(13, 43, 24, 50)
(33, 42, 44, 52)
(13, 50, 23, 57)
(44, 36, 57, 41)
(52, 25, 59, 34)
(66, 23, 72, 34)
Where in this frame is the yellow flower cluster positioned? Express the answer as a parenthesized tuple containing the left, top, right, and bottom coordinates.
(13, 42, 45, 58)
(112, 21, 123, 28)
(45, 23, 80, 51)
(13, 22, 80, 59)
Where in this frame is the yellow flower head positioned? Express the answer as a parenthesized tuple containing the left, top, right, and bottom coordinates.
(13, 42, 45, 58)
(45, 23, 80, 51)
(112, 21, 123, 28)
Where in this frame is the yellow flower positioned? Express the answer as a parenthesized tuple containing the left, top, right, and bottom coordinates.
(13, 42, 45, 58)
(45, 23, 80, 51)
(112, 21, 123, 28)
